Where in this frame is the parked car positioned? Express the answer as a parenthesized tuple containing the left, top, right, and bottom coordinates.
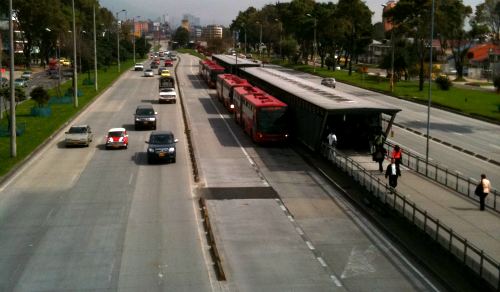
(105, 128, 128, 149)
(134, 104, 157, 130)
(134, 63, 144, 71)
(321, 77, 336, 88)
(21, 71, 32, 79)
(65, 125, 93, 147)
(146, 130, 178, 164)
(14, 78, 28, 87)
(143, 69, 154, 77)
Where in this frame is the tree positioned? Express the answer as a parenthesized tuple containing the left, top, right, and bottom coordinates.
(173, 27, 189, 48)
(30, 86, 50, 108)
(0, 86, 26, 129)
(475, 0, 500, 42)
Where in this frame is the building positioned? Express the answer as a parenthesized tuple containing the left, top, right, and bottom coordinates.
(467, 43, 500, 79)
(183, 14, 200, 27)
(202, 25, 223, 41)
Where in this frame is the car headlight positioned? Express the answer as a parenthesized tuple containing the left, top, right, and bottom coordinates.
(168, 147, 175, 153)
(148, 148, 154, 152)
(135, 118, 140, 121)
(149, 118, 156, 121)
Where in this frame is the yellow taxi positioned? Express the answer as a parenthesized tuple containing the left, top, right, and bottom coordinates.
(60, 58, 71, 66)
(160, 70, 171, 77)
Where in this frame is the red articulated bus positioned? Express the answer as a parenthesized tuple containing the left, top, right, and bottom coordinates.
(199, 59, 211, 77)
(216, 74, 250, 111)
(233, 85, 264, 125)
(237, 88, 288, 143)
(205, 63, 225, 88)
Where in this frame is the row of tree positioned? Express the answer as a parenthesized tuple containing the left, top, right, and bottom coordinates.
(226, 0, 498, 91)
(0, 0, 151, 71)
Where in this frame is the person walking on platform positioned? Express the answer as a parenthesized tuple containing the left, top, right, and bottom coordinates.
(372, 130, 386, 172)
(385, 158, 401, 188)
(391, 145, 402, 174)
(327, 131, 337, 161)
(475, 174, 491, 211)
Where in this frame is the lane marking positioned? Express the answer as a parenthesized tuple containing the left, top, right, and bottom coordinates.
(287, 215, 295, 222)
(330, 275, 343, 287)
(295, 227, 304, 235)
(317, 257, 327, 267)
(128, 173, 134, 185)
(305, 241, 315, 250)
(454, 132, 463, 136)
(490, 143, 500, 150)
(280, 205, 287, 212)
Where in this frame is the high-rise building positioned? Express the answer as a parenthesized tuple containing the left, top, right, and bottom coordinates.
(202, 25, 223, 40)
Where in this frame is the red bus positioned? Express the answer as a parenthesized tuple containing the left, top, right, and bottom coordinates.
(216, 74, 250, 111)
(199, 59, 211, 77)
(233, 85, 264, 125)
(205, 63, 225, 88)
(238, 89, 288, 143)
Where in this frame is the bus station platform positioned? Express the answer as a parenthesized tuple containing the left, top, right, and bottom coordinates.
(314, 148, 500, 289)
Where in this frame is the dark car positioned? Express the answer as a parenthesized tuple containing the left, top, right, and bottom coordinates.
(134, 104, 157, 130)
(146, 131, 178, 164)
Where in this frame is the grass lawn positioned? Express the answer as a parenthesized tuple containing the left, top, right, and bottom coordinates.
(177, 49, 206, 60)
(0, 60, 136, 178)
(275, 61, 500, 123)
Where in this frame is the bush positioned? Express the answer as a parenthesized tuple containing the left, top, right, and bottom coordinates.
(493, 76, 500, 93)
(435, 75, 452, 90)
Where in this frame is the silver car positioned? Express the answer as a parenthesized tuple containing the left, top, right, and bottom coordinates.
(144, 69, 154, 77)
(321, 78, 336, 88)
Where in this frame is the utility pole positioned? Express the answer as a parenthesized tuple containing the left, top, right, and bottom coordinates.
(116, 9, 126, 72)
(425, 0, 436, 174)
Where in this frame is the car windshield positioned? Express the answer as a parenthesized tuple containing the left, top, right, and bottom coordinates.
(68, 127, 87, 134)
(150, 134, 173, 144)
(161, 88, 174, 92)
(108, 131, 124, 137)
(15, 79, 24, 82)
(257, 108, 287, 134)
(136, 108, 155, 115)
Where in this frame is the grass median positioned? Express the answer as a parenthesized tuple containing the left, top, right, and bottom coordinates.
(274, 61, 500, 123)
(0, 60, 136, 178)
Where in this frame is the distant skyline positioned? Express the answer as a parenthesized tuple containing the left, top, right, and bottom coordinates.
(100, 0, 484, 27)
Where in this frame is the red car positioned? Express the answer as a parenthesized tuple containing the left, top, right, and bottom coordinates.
(165, 60, 173, 67)
(105, 127, 129, 149)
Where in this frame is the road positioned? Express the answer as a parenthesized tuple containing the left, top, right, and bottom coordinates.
(269, 66, 500, 188)
(0, 62, 214, 291)
(179, 53, 444, 291)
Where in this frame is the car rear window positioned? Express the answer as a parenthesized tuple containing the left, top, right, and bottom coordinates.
(109, 131, 124, 137)
(150, 135, 173, 144)
(69, 127, 87, 134)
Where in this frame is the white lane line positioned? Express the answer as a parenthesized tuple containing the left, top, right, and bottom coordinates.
(317, 257, 327, 267)
(128, 173, 134, 185)
(305, 241, 315, 250)
(330, 275, 343, 287)
(288, 215, 295, 222)
(295, 227, 304, 235)
(454, 132, 463, 136)
(280, 205, 287, 212)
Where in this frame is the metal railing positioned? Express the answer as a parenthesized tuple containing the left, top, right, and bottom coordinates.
(321, 143, 500, 290)
(384, 141, 499, 212)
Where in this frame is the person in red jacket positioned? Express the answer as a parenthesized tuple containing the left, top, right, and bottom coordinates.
(391, 145, 402, 174)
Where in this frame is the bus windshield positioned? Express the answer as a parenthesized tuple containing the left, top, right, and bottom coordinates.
(257, 107, 287, 134)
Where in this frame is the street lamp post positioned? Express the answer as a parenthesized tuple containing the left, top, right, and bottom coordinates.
(425, 0, 436, 174)
(9, 0, 16, 157)
(93, 4, 98, 91)
(116, 9, 126, 72)
(306, 14, 317, 72)
(72, 0, 78, 107)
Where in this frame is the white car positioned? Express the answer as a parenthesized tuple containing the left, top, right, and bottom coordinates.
(159, 88, 177, 104)
(143, 69, 154, 77)
(134, 63, 144, 71)
(321, 77, 336, 88)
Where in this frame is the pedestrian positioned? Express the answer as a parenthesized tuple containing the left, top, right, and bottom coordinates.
(327, 131, 337, 161)
(391, 145, 402, 173)
(385, 158, 401, 188)
(372, 130, 386, 172)
(475, 174, 491, 211)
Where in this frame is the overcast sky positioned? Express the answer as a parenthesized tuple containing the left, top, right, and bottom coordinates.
(99, 0, 483, 27)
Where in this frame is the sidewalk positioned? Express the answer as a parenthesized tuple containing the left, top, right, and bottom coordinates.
(349, 154, 500, 279)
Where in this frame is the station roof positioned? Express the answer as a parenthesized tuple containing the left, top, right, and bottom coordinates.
(212, 54, 262, 67)
(241, 67, 401, 114)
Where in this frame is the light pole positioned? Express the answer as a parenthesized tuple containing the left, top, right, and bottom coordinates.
(93, 4, 98, 91)
(306, 14, 317, 72)
(256, 21, 262, 59)
(116, 9, 126, 72)
(9, 0, 16, 157)
(425, 0, 436, 173)
(71, 0, 78, 107)
(275, 19, 282, 59)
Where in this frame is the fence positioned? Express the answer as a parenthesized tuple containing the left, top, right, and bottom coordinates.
(320, 143, 500, 290)
(384, 141, 499, 213)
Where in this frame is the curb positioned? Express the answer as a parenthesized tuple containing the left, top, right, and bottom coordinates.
(199, 198, 226, 281)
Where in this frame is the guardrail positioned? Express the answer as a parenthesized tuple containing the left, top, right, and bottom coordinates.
(320, 143, 500, 290)
(384, 141, 499, 213)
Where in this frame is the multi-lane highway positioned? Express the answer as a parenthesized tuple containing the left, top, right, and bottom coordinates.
(0, 51, 466, 291)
